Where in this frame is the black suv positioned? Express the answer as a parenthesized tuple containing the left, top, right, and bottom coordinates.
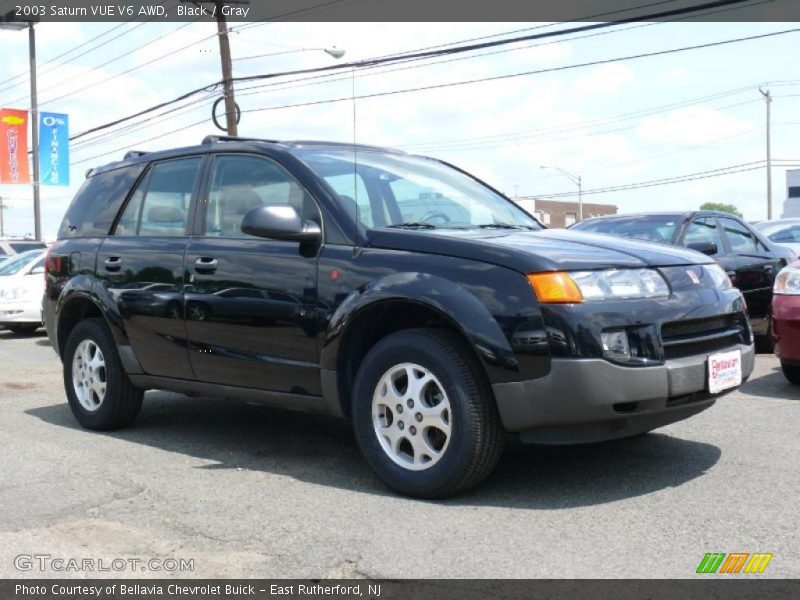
(45, 136, 754, 497)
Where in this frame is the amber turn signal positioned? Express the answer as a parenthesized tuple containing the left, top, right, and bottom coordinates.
(527, 272, 584, 304)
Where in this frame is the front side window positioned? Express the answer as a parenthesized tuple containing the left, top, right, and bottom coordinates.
(115, 157, 201, 237)
(296, 148, 539, 230)
(204, 155, 318, 237)
(684, 217, 724, 255)
(719, 217, 757, 253)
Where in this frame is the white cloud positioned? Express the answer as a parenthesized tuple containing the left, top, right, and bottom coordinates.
(570, 64, 635, 96)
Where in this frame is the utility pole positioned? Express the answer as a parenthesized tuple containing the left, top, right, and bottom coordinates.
(0, 11, 40, 240)
(760, 87, 773, 220)
(29, 22, 41, 240)
(215, 0, 237, 135)
(181, 0, 248, 135)
(577, 174, 583, 221)
(0, 197, 6, 237)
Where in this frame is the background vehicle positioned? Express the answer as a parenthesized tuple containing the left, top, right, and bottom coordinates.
(772, 262, 800, 384)
(570, 211, 789, 345)
(0, 249, 47, 334)
(44, 137, 752, 498)
(754, 218, 800, 258)
(0, 239, 47, 264)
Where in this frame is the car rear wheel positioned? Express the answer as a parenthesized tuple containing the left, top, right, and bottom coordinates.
(63, 318, 143, 430)
(780, 361, 800, 385)
(352, 328, 504, 498)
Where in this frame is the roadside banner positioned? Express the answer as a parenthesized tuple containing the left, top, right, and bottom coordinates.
(39, 112, 70, 186)
(0, 108, 31, 184)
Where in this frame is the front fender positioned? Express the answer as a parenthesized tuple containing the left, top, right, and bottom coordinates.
(322, 272, 522, 383)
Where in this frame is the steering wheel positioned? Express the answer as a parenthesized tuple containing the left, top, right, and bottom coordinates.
(421, 211, 451, 224)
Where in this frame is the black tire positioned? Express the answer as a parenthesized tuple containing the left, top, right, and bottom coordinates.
(63, 318, 143, 430)
(6, 324, 39, 334)
(781, 362, 800, 385)
(352, 328, 505, 498)
(754, 334, 774, 354)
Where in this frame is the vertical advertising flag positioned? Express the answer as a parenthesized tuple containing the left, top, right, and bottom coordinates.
(39, 112, 70, 186)
(0, 108, 31, 184)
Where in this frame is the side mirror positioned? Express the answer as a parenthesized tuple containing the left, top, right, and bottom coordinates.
(687, 241, 718, 256)
(29, 266, 45, 275)
(241, 204, 321, 243)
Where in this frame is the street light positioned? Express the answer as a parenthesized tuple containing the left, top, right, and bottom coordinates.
(0, 10, 41, 241)
(233, 46, 347, 62)
(540, 165, 583, 222)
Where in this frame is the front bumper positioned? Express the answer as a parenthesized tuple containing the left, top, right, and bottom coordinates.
(772, 295, 800, 363)
(492, 343, 754, 444)
(0, 300, 42, 325)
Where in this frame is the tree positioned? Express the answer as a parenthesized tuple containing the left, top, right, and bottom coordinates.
(700, 202, 742, 217)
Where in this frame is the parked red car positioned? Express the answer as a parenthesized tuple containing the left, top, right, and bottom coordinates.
(772, 263, 800, 383)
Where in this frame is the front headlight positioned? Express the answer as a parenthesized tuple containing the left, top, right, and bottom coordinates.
(528, 268, 669, 303)
(774, 266, 800, 295)
(704, 263, 733, 290)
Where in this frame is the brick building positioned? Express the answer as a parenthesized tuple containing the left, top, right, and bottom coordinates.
(514, 197, 618, 228)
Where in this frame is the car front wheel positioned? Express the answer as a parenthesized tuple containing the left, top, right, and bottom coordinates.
(352, 328, 504, 498)
(63, 318, 143, 430)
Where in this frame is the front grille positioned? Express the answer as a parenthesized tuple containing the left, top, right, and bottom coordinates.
(661, 314, 747, 360)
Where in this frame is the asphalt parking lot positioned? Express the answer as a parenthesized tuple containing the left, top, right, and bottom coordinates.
(1, 328, 798, 579)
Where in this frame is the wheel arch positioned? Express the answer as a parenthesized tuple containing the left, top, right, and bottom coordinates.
(321, 272, 519, 418)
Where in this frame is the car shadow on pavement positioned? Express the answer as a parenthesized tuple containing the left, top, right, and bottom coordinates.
(0, 329, 47, 341)
(739, 365, 800, 401)
(27, 392, 721, 508)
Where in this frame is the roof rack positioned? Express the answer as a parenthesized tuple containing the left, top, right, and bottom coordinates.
(202, 135, 279, 145)
(123, 150, 149, 159)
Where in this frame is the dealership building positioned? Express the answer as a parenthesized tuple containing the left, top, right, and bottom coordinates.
(781, 169, 800, 218)
(514, 197, 618, 228)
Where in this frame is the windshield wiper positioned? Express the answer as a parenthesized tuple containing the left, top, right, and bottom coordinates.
(386, 222, 437, 229)
(476, 223, 533, 230)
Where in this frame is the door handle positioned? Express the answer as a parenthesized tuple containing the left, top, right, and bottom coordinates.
(103, 256, 122, 272)
(194, 257, 218, 272)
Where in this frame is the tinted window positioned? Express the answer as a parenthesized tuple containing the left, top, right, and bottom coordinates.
(58, 164, 146, 238)
(684, 217, 723, 255)
(115, 158, 201, 237)
(204, 155, 318, 238)
(573, 215, 680, 243)
(719, 217, 758, 253)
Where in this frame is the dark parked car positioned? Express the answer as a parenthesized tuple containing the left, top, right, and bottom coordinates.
(44, 137, 753, 497)
(570, 211, 791, 344)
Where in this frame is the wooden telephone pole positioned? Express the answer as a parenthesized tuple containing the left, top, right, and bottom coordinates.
(180, 0, 249, 135)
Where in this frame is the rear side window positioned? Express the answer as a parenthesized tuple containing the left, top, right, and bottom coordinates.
(115, 157, 201, 237)
(57, 164, 146, 239)
(719, 217, 758, 253)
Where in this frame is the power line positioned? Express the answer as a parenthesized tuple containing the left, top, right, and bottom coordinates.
(68, 0, 764, 143)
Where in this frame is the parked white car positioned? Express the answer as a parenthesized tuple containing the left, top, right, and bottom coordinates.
(754, 219, 800, 258)
(0, 249, 47, 334)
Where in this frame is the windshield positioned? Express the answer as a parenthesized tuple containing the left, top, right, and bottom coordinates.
(572, 215, 681, 244)
(295, 148, 540, 230)
(0, 250, 43, 276)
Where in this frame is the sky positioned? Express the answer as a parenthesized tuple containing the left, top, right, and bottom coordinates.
(1, 18, 799, 239)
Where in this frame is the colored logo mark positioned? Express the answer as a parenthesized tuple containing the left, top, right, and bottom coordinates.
(0, 115, 25, 125)
(696, 552, 773, 574)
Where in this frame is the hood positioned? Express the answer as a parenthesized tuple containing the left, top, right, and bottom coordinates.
(366, 227, 713, 273)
